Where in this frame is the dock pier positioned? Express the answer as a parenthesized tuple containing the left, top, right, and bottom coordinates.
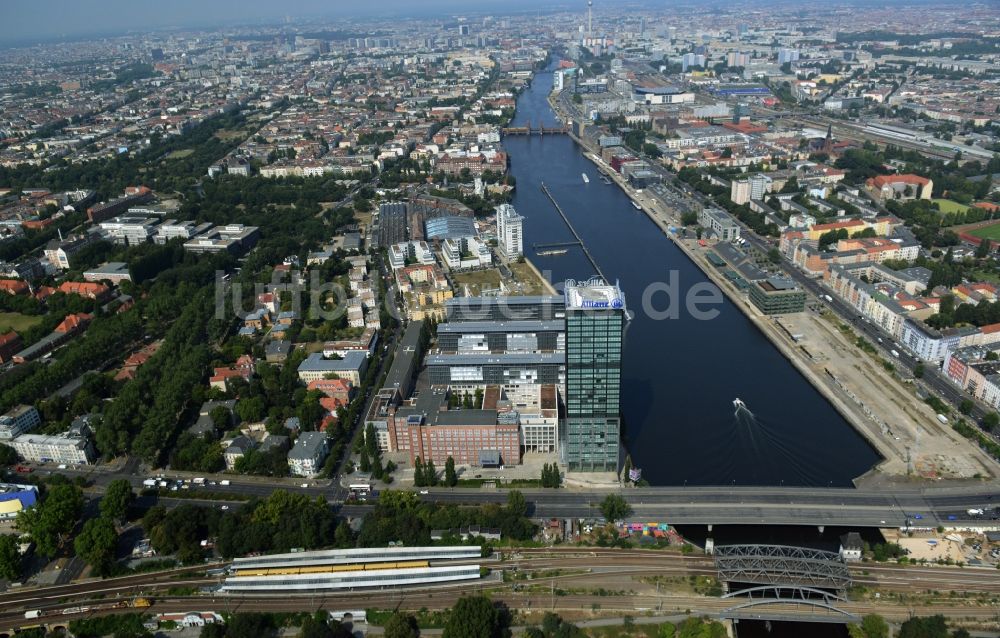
(539, 182, 606, 282)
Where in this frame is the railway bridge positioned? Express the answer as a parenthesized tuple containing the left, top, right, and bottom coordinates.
(713, 544, 858, 625)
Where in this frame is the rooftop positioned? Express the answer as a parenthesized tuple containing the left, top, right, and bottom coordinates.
(564, 278, 625, 311)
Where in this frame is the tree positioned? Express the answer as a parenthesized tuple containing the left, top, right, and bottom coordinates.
(976, 238, 992, 259)
(444, 456, 457, 487)
(541, 463, 561, 488)
(959, 399, 973, 415)
(413, 457, 425, 487)
(599, 493, 632, 522)
(209, 405, 232, 429)
(848, 614, 889, 638)
(442, 596, 502, 638)
(425, 460, 438, 486)
(913, 363, 925, 379)
(507, 490, 527, 519)
(983, 412, 1000, 433)
(74, 517, 118, 577)
(898, 615, 949, 638)
(383, 612, 420, 638)
(100, 479, 134, 523)
(18, 483, 83, 557)
(0, 443, 17, 466)
(298, 613, 352, 638)
(365, 422, 379, 459)
(0, 534, 22, 581)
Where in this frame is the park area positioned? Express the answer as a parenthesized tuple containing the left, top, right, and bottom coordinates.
(0, 312, 41, 334)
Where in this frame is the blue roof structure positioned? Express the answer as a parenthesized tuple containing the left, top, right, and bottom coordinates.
(425, 216, 477, 240)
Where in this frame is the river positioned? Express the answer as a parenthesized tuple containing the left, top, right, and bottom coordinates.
(503, 67, 880, 486)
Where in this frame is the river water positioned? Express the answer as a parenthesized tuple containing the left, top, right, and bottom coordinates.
(503, 68, 880, 486)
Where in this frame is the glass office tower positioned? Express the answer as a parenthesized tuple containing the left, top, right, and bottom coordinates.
(563, 278, 625, 472)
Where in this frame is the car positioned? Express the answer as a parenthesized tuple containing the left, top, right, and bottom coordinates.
(300, 483, 308, 488)
(912, 513, 923, 519)
(220, 505, 229, 511)
(57, 464, 67, 470)
(419, 490, 429, 495)
(948, 515, 957, 520)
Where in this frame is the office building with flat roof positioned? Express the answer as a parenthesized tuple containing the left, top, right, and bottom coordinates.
(11, 430, 96, 465)
(564, 278, 625, 473)
(748, 277, 806, 315)
(0, 405, 40, 440)
(183, 225, 260, 255)
(426, 352, 564, 386)
(297, 351, 369, 384)
(445, 295, 565, 322)
(436, 320, 565, 353)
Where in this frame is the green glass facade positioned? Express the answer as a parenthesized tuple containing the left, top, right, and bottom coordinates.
(564, 299, 623, 472)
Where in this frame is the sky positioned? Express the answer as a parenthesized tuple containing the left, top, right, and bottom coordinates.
(1, 0, 564, 46)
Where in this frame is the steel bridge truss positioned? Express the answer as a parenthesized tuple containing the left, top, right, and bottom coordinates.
(713, 544, 852, 591)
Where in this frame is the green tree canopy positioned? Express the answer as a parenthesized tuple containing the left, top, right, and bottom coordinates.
(18, 483, 83, 557)
(849, 614, 889, 638)
(0, 534, 22, 581)
(599, 493, 632, 522)
(74, 516, 118, 577)
(897, 615, 949, 638)
(383, 612, 420, 638)
(442, 596, 503, 638)
(100, 478, 134, 523)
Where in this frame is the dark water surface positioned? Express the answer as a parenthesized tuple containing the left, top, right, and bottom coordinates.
(503, 68, 880, 486)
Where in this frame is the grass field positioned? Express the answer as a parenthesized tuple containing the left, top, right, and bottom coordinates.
(933, 198, 970, 214)
(968, 222, 1000, 242)
(213, 129, 245, 141)
(0, 312, 42, 334)
(166, 149, 194, 159)
(508, 260, 552, 295)
(453, 269, 502, 296)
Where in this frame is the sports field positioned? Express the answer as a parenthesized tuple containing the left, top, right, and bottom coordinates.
(967, 222, 1000, 242)
(0, 312, 42, 334)
(933, 198, 970, 214)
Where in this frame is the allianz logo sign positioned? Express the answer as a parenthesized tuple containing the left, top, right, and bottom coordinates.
(581, 298, 624, 309)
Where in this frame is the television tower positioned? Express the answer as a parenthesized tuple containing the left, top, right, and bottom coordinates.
(587, 0, 593, 38)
